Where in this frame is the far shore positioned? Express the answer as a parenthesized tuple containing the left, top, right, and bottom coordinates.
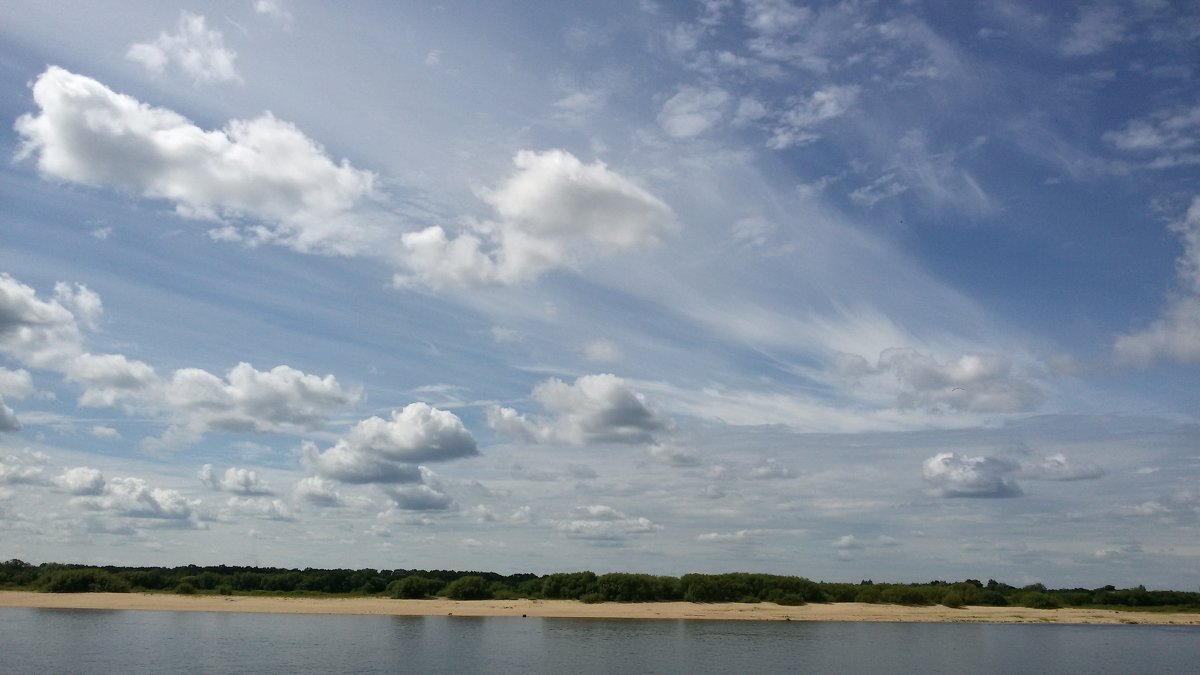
(1, 592, 1197, 625)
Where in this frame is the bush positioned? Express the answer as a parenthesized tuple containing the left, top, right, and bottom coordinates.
(854, 587, 882, 604)
(941, 590, 965, 609)
(1020, 592, 1062, 609)
(217, 584, 234, 596)
(388, 575, 444, 599)
(175, 581, 196, 595)
(40, 569, 131, 593)
(442, 576, 492, 600)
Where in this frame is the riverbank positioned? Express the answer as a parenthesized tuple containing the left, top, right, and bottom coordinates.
(1, 592, 1197, 624)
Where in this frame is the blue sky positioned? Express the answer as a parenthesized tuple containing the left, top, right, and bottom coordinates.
(1, 0, 1198, 588)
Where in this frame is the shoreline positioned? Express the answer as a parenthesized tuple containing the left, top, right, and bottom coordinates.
(1, 592, 1197, 625)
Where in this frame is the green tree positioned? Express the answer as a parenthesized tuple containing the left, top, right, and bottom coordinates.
(442, 576, 492, 600)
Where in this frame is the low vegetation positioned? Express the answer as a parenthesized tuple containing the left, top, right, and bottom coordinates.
(2, 559, 1196, 612)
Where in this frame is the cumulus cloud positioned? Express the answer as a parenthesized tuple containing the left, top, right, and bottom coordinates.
(91, 426, 121, 439)
(0, 398, 18, 432)
(75, 476, 199, 523)
(835, 347, 1043, 413)
(1115, 197, 1200, 365)
(223, 496, 294, 521)
(922, 452, 1022, 498)
(488, 374, 671, 445)
(199, 464, 274, 495)
(0, 272, 85, 370)
(0, 368, 34, 400)
(161, 363, 358, 440)
(398, 149, 676, 287)
(126, 12, 240, 84)
(15, 67, 380, 256)
(658, 86, 729, 137)
(56, 467, 106, 496)
(648, 443, 701, 467)
(1, 272, 357, 448)
(555, 504, 661, 540)
(68, 353, 159, 408)
(303, 403, 476, 483)
(385, 483, 454, 511)
(0, 451, 48, 485)
(293, 476, 344, 507)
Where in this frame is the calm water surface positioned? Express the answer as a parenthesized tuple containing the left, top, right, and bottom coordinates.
(1, 607, 1197, 674)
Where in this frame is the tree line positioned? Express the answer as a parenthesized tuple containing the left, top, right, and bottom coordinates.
(2, 559, 1196, 611)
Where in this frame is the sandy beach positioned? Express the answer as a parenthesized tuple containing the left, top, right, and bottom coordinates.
(1, 592, 1196, 625)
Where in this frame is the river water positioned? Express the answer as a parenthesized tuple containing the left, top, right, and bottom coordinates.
(1, 607, 1197, 673)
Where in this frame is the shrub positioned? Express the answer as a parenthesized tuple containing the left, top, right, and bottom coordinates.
(388, 575, 444, 599)
(442, 576, 492, 601)
(40, 569, 131, 593)
(1020, 592, 1062, 609)
(175, 581, 196, 595)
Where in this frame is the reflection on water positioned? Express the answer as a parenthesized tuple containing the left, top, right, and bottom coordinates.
(1, 607, 1197, 674)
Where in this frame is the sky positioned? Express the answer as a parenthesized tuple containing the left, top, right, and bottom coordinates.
(0, 0, 1198, 589)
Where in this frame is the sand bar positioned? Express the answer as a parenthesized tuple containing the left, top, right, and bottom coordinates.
(1, 592, 1197, 625)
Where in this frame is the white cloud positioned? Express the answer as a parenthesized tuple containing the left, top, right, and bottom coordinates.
(555, 504, 661, 540)
(91, 426, 121, 439)
(488, 374, 671, 445)
(0, 399, 20, 432)
(303, 403, 477, 483)
(746, 458, 794, 480)
(696, 529, 766, 542)
(224, 496, 294, 521)
(767, 85, 859, 149)
(53, 282, 102, 330)
(1018, 453, 1106, 482)
(922, 452, 1022, 498)
(583, 339, 623, 363)
(75, 476, 199, 522)
(254, 0, 294, 28)
(385, 483, 454, 511)
(836, 348, 1043, 413)
(648, 443, 701, 467)
(0, 272, 85, 370)
(0, 368, 34, 400)
(160, 363, 359, 441)
(743, 0, 811, 35)
(657, 86, 729, 138)
(1104, 105, 1200, 154)
(293, 476, 344, 507)
(126, 12, 240, 84)
(832, 534, 861, 550)
(199, 464, 274, 495)
(1060, 4, 1124, 56)
(0, 451, 48, 484)
(1115, 197, 1200, 365)
(15, 67, 379, 256)
(56, 467, 105, 496)
(398, 149, 676, 287)
(68, 353, 159, 408)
